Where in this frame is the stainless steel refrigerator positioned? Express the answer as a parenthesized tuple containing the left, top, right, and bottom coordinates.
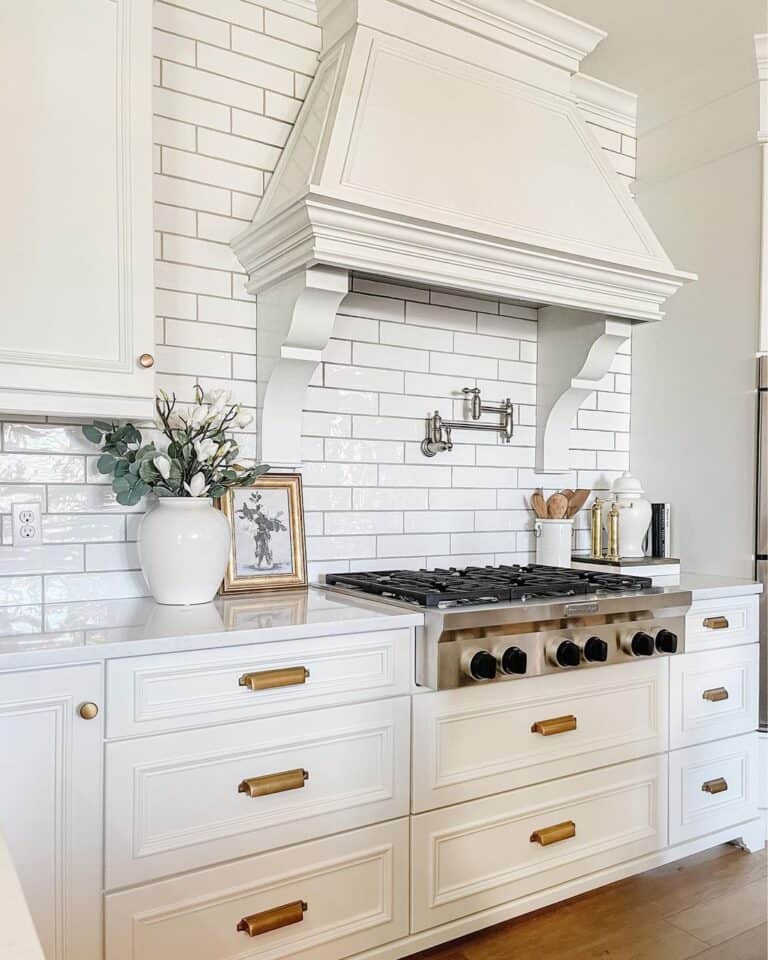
(757, 356, 768, 732)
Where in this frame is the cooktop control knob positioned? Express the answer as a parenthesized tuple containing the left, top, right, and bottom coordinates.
(554, 640, 581, 668)
(630, 631, 655, 657)
(583, 636, 608, 663)
(467, 650, 497, 681)
(655, 629, 678, 653)
(499, 646, 527, 675)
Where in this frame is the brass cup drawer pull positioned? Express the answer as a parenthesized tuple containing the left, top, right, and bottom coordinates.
(702, 686, 729, 702)
(239, 666, 310, 691)
(530, 820, 576, 846)
(702, 777, 728, 795)
(237, 899, 307, 937)
(238, 768, 309, 798)
(531, 715, 577, 736)
(702, 616, 729, 630)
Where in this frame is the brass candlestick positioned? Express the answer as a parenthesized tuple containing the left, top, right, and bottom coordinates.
(590, 499, 603, 558)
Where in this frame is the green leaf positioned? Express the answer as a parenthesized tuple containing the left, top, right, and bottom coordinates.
(209, 484, 226, 499)
(93, 420, 114, 432)
(138, 460, 157, 482)
(96, 453, 116, 474)
(113, 460, 130, 478)
(82, 424, 103, 445)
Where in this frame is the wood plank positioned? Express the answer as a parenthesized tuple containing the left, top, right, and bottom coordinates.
(690, 923, 768, 960)
(667, 878, 767, 946)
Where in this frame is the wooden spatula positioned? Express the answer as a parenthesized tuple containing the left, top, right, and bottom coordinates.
(547, 492, 569, 519)
(566, 488, 590, 518)
(531, 490, 547, 519)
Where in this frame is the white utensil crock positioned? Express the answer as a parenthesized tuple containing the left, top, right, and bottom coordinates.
(138, 498, 231, 605)
(534, 518, 574, 568)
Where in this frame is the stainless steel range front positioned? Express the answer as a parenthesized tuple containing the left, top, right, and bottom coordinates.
(321, 565, 692, 690)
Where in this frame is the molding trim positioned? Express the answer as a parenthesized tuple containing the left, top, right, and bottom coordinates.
(256, 265, 349, 468)
(233, 196, 691, 322)
(572, 73, 638, 138)
(536, 307, 632, 473)
(317, 0, 605, 69)
(756, 35, 768, 353)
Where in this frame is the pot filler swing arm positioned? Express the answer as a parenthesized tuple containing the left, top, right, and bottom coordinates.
(421, 386, 514, 457)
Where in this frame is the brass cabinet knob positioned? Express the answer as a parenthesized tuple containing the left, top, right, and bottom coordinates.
(78, 702, 99, 720)
(137, 353, 155, 368)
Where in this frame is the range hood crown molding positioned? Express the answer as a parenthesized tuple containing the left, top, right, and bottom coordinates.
(232, 0, 695, 469)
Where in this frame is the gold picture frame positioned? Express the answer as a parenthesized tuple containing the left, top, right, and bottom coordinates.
(218, 474, 307, 594)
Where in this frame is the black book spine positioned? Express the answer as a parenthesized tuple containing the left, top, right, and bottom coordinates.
(650, 503, 665, 558)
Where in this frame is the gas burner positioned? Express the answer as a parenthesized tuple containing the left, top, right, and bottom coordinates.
(323, 564, 653, 608)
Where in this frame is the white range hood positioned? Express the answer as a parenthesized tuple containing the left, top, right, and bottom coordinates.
(233, 0, 693, 471)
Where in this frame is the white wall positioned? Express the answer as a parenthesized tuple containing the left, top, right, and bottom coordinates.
(0, 0, 637, 628)
(549, 0, 767, 577)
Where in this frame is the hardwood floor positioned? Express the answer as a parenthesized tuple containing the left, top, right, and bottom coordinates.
(407, 845, 768, 960)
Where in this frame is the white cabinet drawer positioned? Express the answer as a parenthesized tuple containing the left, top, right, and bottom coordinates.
(106, 628, 412, 737)
(105, 697, 410, 887)
(669, 733, 759, 844)
(685, 596, 758, 652)
(106, 818, 409, 960)
(411, 756, 667, 933)
(669, 645, 759, 750)
(412, 659, 667, 812)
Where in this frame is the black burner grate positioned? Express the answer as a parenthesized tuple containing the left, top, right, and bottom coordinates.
(324, 564, 653, 608)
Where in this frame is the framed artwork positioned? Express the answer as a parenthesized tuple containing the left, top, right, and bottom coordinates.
(218, 473, 307, 594)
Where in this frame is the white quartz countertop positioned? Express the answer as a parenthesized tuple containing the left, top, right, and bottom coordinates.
(657, 572, 763, 600)
(0, 587, 423, 669)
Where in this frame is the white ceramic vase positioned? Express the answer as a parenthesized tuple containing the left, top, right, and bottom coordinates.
(600, 472, 653, 558)
(138, 498, 231, 605)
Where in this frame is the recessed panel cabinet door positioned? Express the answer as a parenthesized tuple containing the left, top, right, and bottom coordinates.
(0, 664, 104, 960)
(0, 0, 154, 419)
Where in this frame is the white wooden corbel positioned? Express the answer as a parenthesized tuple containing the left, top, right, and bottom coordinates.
(256, 265, 349, 468)
(536, 306, 631, 474)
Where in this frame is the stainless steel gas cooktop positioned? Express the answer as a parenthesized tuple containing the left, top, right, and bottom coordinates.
(321, 564, 692, 690)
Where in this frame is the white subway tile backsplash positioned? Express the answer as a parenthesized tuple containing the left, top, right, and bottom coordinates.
(339, 293, 404, 323)
(404, 511, 474, 533)
(325, 364, 403, 394)
(324, 439, 404, 463)
(353, 488, 429, 511)
(406, 301, 476, 333)
(0, 6, 636, 611)
(353, 342, 428, 373)
(324, 512, 403, 535)
(45, 572, 148, 603)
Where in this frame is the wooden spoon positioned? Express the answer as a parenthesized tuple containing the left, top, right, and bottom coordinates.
(566, 488, 590, 518)
(560, 489, 575, 501)
(531, 490, 547, 519)
(547, 492, 569, 519)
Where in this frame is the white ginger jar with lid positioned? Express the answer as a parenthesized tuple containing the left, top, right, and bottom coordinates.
(600, 472, 652, 559)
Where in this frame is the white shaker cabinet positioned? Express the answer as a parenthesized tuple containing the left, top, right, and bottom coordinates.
(0, 664, 104, 960)
(0, 0, 155, 419)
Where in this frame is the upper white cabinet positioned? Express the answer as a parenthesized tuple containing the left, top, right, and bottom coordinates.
(0, 0, 155, 420)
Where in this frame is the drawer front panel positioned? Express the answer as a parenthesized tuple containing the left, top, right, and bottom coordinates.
(669, 733, 759, 844)
(105, 819, 409, 960)
(685, 596, 758, 652)
(669, 645, 759, 750)
(106, 628, 412, 737)
(411, 756, 667, 932)
(106, 697, 410, 887)
(413, 659, 668, 812)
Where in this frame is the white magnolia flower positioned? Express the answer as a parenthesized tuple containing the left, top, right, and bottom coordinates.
(167, 411, 186, 430)
(184, 473, 208, 497)
(194, 438, 219, 462)
(207, 389, 231, 413)
(188, 404, 208, 428)
(153, 454, 171, 480)
(235, 410, 253, 428)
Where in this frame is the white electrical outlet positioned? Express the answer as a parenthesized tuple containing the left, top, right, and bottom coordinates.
(12, 502, 42, 546)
